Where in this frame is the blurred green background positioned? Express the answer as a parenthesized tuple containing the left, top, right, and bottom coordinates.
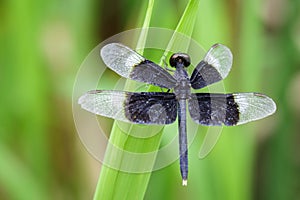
(1, 0, 300, 199)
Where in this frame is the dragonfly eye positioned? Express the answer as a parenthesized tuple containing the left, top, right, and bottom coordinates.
(169, 53, 191, 68)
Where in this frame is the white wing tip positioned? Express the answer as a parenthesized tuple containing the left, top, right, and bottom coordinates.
(78, 93, 87, 105)
(100, 43, 118, 57)
(182, 179, 188, 186)
(254, 93, 277, 115)
(204, 43, 233, 79)
(235, 93, 277, 125)
(78, 90, 100, 105)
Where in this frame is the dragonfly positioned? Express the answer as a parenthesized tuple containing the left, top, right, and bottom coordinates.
(78, 43, 276, 186)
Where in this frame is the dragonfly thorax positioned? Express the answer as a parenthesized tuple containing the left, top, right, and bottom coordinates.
(173, 66, 191, 100)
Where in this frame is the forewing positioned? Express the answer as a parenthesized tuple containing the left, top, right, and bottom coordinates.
(78, 90, 177, 124)
(190, 44, 233, 89)
(188, 93, 276, 126)
(101, 43, 177, 89)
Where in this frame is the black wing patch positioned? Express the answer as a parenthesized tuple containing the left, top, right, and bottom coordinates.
(125, 92, 177, 124)
(190, 61, 223, 89)
(188, 93, 239, 126)
(130, 60, 177, 89)
(78, 90, 177, 125)
(188, 93, 276, 126)
(101, 43, 177, 89)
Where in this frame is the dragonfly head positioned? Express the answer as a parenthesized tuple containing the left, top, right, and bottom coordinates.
(169, 53, 190, 68)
